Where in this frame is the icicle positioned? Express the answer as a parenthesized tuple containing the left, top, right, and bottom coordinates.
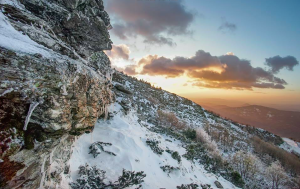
(0, 88, 13, 97)
(39, 155, 47, 189)
(23, 102, 39, 131)
(104, 104, 108, 120)
(62, 85, 68, 95)
(108, 89, 114, 102)
(106, 72, 111, 81)
(49, 147, 57, 164)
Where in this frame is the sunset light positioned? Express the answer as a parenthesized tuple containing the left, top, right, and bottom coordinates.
(1, 0, 300, 188)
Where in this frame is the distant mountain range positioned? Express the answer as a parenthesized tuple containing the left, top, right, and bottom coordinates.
(200, 102, 300, 141)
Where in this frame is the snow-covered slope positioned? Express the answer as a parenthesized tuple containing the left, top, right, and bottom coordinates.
(68, 103, 239, 189)
(280, 138, 300, 156)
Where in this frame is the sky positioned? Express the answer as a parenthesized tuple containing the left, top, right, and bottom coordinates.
(103, 0, 300, 108)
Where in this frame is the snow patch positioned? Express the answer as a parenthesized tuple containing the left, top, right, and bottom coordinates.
(281, 138, 300, 155)
(0, 12, 51, 57)
(69, 103, 240, 189)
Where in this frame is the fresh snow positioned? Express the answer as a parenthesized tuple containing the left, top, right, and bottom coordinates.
(280, 138, 300, 155)
(69, 103, 240, 189)
(0, 12, 51, 57)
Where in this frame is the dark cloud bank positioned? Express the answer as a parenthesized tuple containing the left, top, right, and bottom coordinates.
(122, 50, 298, 90)
(265, 55, 299, 74)
(106, 0, 194, 46)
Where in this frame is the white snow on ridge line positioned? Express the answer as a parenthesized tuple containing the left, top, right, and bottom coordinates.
(0, 12, 51, 57)
(281, 138, 300, 155)
(68, 103, 240, 189)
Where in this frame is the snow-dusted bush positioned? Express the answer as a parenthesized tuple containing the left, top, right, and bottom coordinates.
(116, 169, 146, 188)
(196, 128, 211, 144)
(183, 144, 205, 162)
(70, 164, 107, 189)
(89, 141, 116, 158)
(157, 110, 186, 130)
(183, 128, 197, 140)
(146, 139, 164, 155)
(176, 183, 199, 189)
(253, 136, 300, 175)
(147, 96, 159, 104)
(265, 161, 288, 189)
(231, 150, 261, 180)
(203, 123, 212, 135)
(196, 128, 221, 158)
(200, 184, 212, 189)
(160, 165, 179, 174)
(166, 149, 181, 163)
(171, 151, 182, 163)
(230, 171, 244, 187)
(70, 164, 146, 189)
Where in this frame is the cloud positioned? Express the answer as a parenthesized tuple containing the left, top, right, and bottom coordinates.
(135, 50, 288, 90)
(226, 52, 234, 55)
(143, 35, 176, 47)
(138, 55, 184, 77)
(124, 65, 138, 75)
(265, 55, 299, 73)
(192, 81, 285, 90)
(218, 19, 237, 33)
(139, 50, 224, 74)
(113, 64, 138, 76)
(105, 44, 130, 60)
(106, 0, 194, 46)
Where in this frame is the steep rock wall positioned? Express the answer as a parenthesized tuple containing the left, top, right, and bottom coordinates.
(0, 0, 114, 188)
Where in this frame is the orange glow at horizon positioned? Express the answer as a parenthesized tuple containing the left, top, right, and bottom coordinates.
(134, 74, 300, 106)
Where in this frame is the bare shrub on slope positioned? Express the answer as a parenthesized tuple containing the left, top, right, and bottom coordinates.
(230, 150, 261, 180)
(253, 136, 300, 175)
(266, 161, 288, 189)
(157, 110, 186, 130)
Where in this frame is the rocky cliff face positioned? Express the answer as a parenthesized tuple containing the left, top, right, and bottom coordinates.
(0, 0, 114, 188)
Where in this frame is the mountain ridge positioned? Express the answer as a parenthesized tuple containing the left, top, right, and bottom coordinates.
(201, 103, 300, 141)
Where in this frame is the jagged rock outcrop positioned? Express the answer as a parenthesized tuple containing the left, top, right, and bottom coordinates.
(3, 0, 112, 58)
(0, 0, 114, 188)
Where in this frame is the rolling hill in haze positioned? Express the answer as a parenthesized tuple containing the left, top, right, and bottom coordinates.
(201, 103, 300, 141)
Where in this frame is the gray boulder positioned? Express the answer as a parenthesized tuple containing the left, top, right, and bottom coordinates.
(214, 181, 224, 188)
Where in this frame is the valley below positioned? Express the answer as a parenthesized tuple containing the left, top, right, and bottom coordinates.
(197, 99, 300, 141)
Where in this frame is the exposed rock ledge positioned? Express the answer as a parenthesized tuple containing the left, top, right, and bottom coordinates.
(0, 0, 114, 188)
